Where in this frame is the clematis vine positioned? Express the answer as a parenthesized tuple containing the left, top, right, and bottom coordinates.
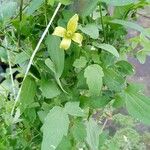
(53, 14, 83, 50)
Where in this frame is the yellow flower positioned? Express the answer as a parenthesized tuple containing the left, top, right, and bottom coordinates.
(53, 14, 83, 50)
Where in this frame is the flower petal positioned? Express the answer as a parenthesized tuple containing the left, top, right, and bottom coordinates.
(72, 33, 83, 45)
(60, 38, 71, 50)
(52, 26, 66, 37)
(67, 14, 79, 33)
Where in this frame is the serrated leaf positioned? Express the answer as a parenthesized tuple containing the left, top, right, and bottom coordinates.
(40, 77, 61, 99)
(84, 64, 104, 96)
(101, 0, 138, 6)
(103, 68, 125, 91)
(125, 84, 150, 125)
(73, 56, 87, 69)
(79, 24, 99, 39)
(19, 76, 37, 112)
(64, 102, 84, 117)
(80, 0, 99, 17)
(41, 106, 69, 150)
(94, 43, 119, 57)
(86, 118, 101, 150)
(110, 19, 150, 38)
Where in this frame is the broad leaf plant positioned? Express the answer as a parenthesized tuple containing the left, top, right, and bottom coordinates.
(0, 0, 150, 149)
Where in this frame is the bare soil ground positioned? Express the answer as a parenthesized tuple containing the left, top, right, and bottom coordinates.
(128, 6, 150, 96)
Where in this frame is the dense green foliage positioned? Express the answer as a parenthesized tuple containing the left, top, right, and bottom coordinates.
(0, 0, 150, 149)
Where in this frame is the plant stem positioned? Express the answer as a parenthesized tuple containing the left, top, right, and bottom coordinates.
(11, 3, 62, 117)
(99, 2, 107, 43)
(4, 37, 16, 99)
(18, 0, 23, 47)
(100, 119, 108, 133)
(19, 0, 23, 21)
(44, 0, 48, 26)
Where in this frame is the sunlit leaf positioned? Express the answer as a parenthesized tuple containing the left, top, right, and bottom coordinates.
(86, 118, 101, 150)
(41, 106, 69, 150)
(73, 56, 87, 69)
(84, 64, 104, 96)
(40, 77, 61, 99)
(94, 43, 119, 57)
(46, 35, 64, 78)
(64, 102, 84, 117)
(79, 24, 99, 39)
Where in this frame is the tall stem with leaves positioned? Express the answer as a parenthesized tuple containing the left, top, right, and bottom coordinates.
(99, 2, 107, 43)
(18, 0, 23, 47)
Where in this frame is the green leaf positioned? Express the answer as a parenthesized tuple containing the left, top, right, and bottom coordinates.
(48, 0, 55, 6)
(58, 0, 72, 5)
(136, 50, 150, 64)
(45, 58, 56, 74)
(40, 77, 61, 99)
(0, 1, 17, 22)
(89, 95, 111, 108)
(41, 106, 69, 150)
(113, 94, 125, 108)
(15, 52, 30, 64)
(56, 136, 72, 150)
(19, 76, 37, 112)
(115, 60, 134, 75)
(113, 5, 133, 19)
(84, 64, 104, 96)
(110, 19, 150, 38)
(136, 35, 150, 64)
(86, 118, 101, 150)
(101, 0, 138, 6)
(48, 0, 72, 6)
(103, 68, 126, 92)
(79, 24, 99, 39)
(46, 35, 64, 78)
(64, 102, 84, 117)
(94, 43, 119, 58)
(73, 56, 87, 69)
(0, 47, 7, 62)
(71, 120, 86, 142)
(46, 35, 66, 93)
(26, 0, 44, 15)
(125, 84, 150, 125)
(80, 0, 99, 17)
